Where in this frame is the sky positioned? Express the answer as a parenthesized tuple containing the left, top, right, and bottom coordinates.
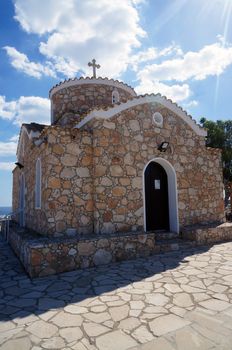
(1, 0, 232, 206)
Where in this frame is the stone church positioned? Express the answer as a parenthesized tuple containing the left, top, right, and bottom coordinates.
(10, 60, 227, 276)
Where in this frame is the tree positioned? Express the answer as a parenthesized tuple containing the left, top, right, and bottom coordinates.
(200, 118, 232, 212)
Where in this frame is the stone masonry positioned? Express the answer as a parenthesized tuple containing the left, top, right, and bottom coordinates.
(13, 88, 225, 237)
(10, 76, 227, 276)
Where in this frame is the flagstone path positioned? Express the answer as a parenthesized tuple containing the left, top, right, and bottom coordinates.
(1, 236, 232, 349)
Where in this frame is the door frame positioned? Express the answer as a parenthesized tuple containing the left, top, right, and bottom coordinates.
(143, 158, 179, 233)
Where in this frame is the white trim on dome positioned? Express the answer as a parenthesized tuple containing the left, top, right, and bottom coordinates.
(75, 94, 207, 137)
(49, 78, 136, 98)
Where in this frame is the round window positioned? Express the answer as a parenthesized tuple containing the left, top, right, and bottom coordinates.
(153, 112, 163, 127)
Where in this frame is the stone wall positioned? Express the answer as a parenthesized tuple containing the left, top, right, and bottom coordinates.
(7, 225, 155, 278)
(6, 222, 232, 278)
(12, 127, 48, 229)
(51, 83, 134, 126)
(182, 222, 232, 244)
(13, 126, 94, 237)
(85, 102, 225, 234)
(13, 101, 225, 237)
(42, 126, 94, 236)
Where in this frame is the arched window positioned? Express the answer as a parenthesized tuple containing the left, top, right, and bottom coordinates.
(35, 158, 41, 209)
(112, 89, 120, 104)
(21, 139, 24, 156)
(19, 173, 25, 226)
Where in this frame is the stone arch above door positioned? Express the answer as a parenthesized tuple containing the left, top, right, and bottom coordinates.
(143, 158, 179, 233)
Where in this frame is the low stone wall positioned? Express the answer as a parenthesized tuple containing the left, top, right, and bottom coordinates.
(182, 222, 232, 244)
(6, 225, 155, 278)
(5, 222, 232, 278)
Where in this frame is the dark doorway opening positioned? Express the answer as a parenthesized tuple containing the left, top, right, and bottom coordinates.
(145, 161, 169, 231)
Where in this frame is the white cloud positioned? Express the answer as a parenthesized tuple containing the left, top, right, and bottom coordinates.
(0, 162, 15, 171)
(4, 46, 56, 79)
(14, 0, 72, 35)
(129, 44, 183, 71)
(137, 40, 232, 82)
(0, 95, 50, 125)
(134, 38, 232, 102)
(9, 135, 19, 142)
(50, 57, 78, 78)
(0, 96, 17, 120)
(135, 80, 191, 102)
(129, 47, 159, 71)
(11, 1, 232, 105)
(13, 0, 145, 78)
(183, 100, 199, 108)
(0, 142, 17, 156)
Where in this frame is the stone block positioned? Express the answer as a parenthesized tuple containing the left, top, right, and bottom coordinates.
(96, 329, 137, 350)
(112, 187, 126, 197)
(48, 177, 61, 189)
(31, 251, 43, 266)
(95, 165, 107, 177)
(60, 167, 75, 179)
(132, 177, 142, 189)
(53, 144, 64, 155)
(101, 177, 112, 186)
(68, 248, 77, 255)
(129, 119, 140, 131)
(61, 154, 77, 166)
(93, 249, 112, 266)
(78, 242, 95, 256)
(149, 314, 191, 336)
(103, 120, 116, 129)
(66, 228, 77, 236)
(81, 155, 92, 166)
(126, 166, 136, 176)
(103, 211, 113, 222)
(110, 165, 123, 177)
(97, 239, 110, 248)
(76, 167, 90, 177)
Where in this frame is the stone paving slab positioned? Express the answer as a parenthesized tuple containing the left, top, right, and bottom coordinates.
(0, 236, 232, 349)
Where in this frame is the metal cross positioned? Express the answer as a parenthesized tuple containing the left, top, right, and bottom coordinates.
(88, 58, 100, 78)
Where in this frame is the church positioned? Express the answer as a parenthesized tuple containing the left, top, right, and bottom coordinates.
(10, 60, 227, 277)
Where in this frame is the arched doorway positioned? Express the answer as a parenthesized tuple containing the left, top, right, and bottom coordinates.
(143, 158, 179, 233)
(19, 173, 25, 227)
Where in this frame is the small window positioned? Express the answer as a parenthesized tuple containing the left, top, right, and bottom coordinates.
(112, 90, 120, 104)
(153, 112, 163, 127)
(35, 158, 41, 209)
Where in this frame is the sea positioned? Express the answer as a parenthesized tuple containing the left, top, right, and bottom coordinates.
(0, 207, 12, 218)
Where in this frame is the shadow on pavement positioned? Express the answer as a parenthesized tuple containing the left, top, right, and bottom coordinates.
(0, 235, 212, 322)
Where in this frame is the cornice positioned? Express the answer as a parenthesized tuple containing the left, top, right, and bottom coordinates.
(49, 77, 136, 98)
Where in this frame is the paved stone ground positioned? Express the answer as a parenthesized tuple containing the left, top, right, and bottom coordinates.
(1, 236, 232, 350)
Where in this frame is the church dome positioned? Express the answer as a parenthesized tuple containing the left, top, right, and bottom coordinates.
(49, 77, 136, 125)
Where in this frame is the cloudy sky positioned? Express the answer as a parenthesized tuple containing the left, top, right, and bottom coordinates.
(1, 0, 232, 206)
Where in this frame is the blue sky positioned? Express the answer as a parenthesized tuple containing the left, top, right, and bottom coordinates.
(1, 0, 232, 206)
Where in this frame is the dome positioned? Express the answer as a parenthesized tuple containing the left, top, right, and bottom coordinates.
(49, 77, 136, 126)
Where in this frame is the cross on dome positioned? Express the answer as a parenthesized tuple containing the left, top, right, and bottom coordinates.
(88, 58, 101, 78)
